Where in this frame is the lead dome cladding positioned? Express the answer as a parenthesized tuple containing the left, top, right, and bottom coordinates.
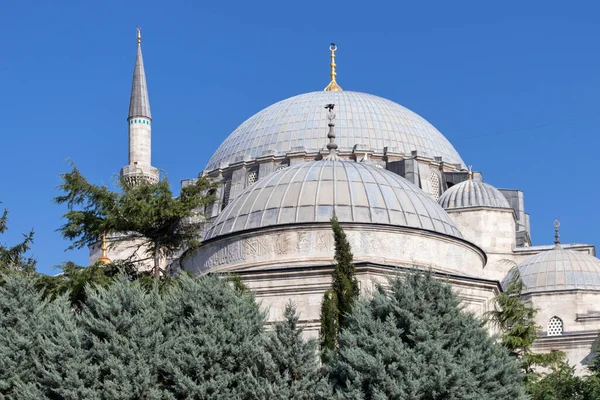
(502, 246, 600, 294)
(438, 179, 510, 209)
(205, 91, 465, 171)
(205, 160, 462, 240)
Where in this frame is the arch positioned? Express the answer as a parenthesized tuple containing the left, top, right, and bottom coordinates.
(547, 316, 564, 336)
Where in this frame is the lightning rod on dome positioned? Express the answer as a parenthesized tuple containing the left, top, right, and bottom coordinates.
(324, 104, 340, 160)
(554, 220, 561, 245)
(324, 43, 343, 92)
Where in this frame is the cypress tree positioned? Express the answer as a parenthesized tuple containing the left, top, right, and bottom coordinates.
(320, 214, 359, 356)
(264, 301, 332, 399)
(328, 271, 526, 399)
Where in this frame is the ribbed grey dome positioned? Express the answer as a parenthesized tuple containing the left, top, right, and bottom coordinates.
(502, 246, 600, 294)
(438, 179, 510, 209)
(206, 160, 462, 240)
(206, 91, 465, 171)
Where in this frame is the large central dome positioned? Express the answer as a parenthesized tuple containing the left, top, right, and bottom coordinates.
(206, 91, 465, 171)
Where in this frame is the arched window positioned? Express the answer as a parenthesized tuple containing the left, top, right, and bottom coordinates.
(221, 178, 232, 210)
(547, 316, 564, 336)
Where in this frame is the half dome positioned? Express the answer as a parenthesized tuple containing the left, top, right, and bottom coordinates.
(206, 91, 465, 171)
(503, 245, 600, 294)
(438, 179, 510, 210)
(206, 160, 462, 240)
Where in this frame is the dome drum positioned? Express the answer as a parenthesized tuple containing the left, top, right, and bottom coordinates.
(181, 223, 486, 278)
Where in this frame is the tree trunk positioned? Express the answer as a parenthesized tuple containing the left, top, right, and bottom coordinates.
(153, 247, 160, 279)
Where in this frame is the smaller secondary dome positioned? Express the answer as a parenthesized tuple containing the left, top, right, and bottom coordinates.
(438, 178, 510, 210)
(206, 160, 462, 240)
(503, 246, 600, 294)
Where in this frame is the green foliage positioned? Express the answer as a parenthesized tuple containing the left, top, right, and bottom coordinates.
(588, 343, 600, 377)
(0, 206, 36, 275)
(328, 271, 526, 399)
(0, 274, 45, 399)
(527, 362, 600, 400)
(159, 273, 270, 398)
(320, 214, 359, 357)
(55, 163, 218, 277)
(319, 289, 338, 359)
(486, 270, 565, 376)
(264, 301, 332, 399)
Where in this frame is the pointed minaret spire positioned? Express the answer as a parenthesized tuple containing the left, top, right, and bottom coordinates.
(129, 27, 151, 120)
(121, 27, 159, 185)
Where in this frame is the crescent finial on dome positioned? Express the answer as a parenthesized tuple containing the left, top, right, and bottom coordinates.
(554, 220, 561, 245)
(324, 43, 343, 92)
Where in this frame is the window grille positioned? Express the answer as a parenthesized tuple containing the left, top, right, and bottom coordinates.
(247, 169, 258, 186)
(547, 316, 564, 336)
(430, 172, 440, 201)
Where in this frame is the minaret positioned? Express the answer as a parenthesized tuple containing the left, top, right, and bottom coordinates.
(120, 28, 159, 185)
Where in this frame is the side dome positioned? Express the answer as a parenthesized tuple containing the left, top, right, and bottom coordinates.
(206, 91, 465, 171)
(503, 246, 600, 294)
(438, 178, 510, 209)
(206, 160, 462, 240)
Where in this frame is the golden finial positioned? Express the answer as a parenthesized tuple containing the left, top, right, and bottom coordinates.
(137, 27, 141, 45)
(98, 232, 112, 265)
(324, 43, 343, 92)
(467, 165, 473, 180)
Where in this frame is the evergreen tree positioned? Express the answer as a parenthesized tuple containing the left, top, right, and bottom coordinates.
(0, 205, 36, 275)
(74, 275, 167, 399)
(55, 163, 218, 277)
(320, 214, 359, 356)
(0, 274, 44, 399)
(527, 362, 600, 400)
(328, 271, 526, 399)
(159, 274, 270, 399)
(486, 269, 565, 376)
(264, 301, 332, 399)
(35, 294, 96, 399)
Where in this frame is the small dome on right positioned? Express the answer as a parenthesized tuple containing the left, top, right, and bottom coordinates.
(502, 245, 600, 294)
(438, 178, 510, 210)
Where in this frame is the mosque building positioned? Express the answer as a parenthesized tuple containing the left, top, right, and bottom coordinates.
(92, 33, 600, 374)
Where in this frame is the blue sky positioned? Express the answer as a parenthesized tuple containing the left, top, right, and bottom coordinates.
(1, 1, 599, 275)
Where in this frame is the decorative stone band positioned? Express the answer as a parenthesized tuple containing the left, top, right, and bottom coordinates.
(181, 223, 486, 278)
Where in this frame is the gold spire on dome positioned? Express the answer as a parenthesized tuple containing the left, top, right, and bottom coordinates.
(324, 43, 343, 92)
(98, 232, 112, 265)
(467, 165, 473, 179)
(137, 27, 141, 45)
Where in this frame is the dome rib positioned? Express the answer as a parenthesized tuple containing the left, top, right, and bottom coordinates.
(206, 91, 465, 170)
(206, 160, 463, 240)
(438, 179, 510, 210)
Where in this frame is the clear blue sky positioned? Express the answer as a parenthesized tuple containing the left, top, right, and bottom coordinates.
(1, 1, 599, 275)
